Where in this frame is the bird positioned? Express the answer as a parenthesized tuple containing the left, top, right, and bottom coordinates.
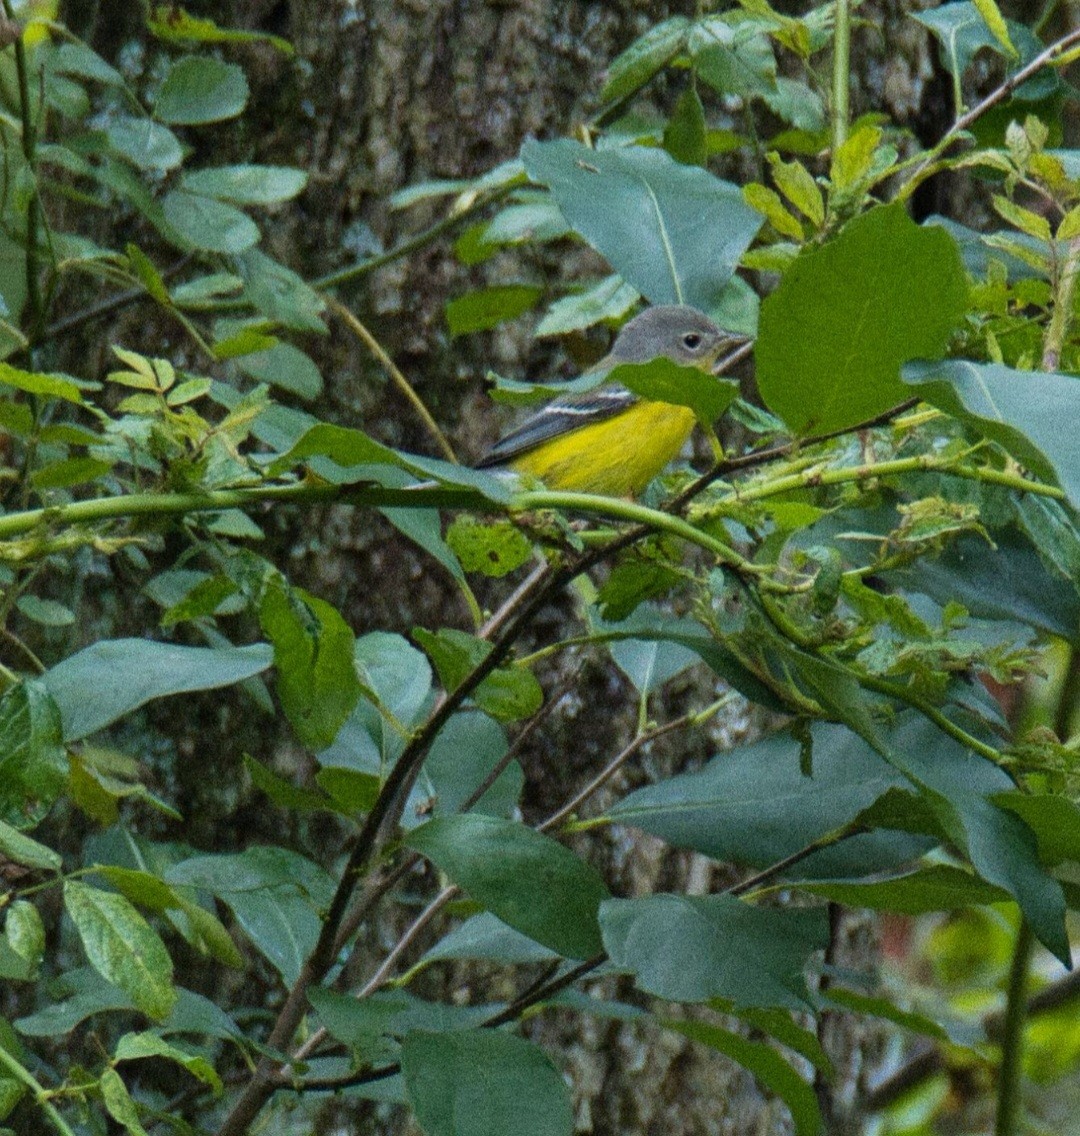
(476, 305, 748, 497)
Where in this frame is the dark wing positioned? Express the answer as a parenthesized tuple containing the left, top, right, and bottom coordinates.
(476, 385, 638, 468)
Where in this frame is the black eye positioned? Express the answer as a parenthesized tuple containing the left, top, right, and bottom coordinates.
(682, 332, 703, 350)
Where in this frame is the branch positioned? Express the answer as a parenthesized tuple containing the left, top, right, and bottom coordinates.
(908, 26, 1080, 187)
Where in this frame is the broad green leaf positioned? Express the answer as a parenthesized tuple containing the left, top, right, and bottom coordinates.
(606, 357, 740, 423)
(101, 1067, 150, 1136)
(50, 42, 124, 85)
(115, 1031, 223, 1093)
(155, 55, 249, 124)
(244, 755, 338, 812)
(798, 865, 1008, 912)
(767, 154, 824, 226)
(992, 793, 1080, 867)
(601, 16, 690, 102)
(522, 139, 762, 309)
(402, 1029, 573, 1136)
(43, 639, 273, 741)
(899, 528, 1080, 644)
(181, 164, 307, 204)
(757, 204, 968, 434)
(63, 881, 176, 1021)
(162, 190, 260, 253)
(420, 912, 559, 966)
(407, 815, 609, 959)
(0, 680, 67, 828)
(535, 275, 640, 337)
(445, 284, 543, 337)
(0, 820, 61, 870)
(237, 342, 323, 400)
(666, 1020, 822, 1136)
(608, 722, 925, 876)
(260, 581, 361, 752)
(30, 456, 114, 490)
(689, 17, 777, 100)
(601, 894, 828, 1010)
(420, 712, 522, 823)
(166, 847, 334, 983)
(903, 360, 1080, 511)
(913, 2, 1011, 77)
(105, 115, 183, 170)
(234, 248, 327, 332)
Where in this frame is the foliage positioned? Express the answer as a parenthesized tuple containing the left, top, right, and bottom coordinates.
(0, 3, 1078, 1136)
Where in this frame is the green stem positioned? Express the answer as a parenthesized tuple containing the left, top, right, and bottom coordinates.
(831, 0, 851, 153)
(717, 453, 1064, 508)
(2, 0, 43, 336)
(1042, 236, 1080, 371)
(994, 919, 1034, 1136)
(0, 1041, 77, 1136)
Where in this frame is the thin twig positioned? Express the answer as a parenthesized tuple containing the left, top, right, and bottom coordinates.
(327, 297, 458, 463)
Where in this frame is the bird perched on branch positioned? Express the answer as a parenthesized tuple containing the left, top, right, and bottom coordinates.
(477, 305, 748, 497)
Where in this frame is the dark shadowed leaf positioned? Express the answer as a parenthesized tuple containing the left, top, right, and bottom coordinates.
(402, 1030, 573, 1136)
(601, 894, 828, 1010)
(43, 639, 273, 741)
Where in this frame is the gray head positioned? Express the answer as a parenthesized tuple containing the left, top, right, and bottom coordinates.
(607, 305, 746, 370)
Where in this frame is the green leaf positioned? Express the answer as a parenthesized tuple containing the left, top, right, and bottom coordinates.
(445, 284, 543, 337)
(407, 815, 609, 959)
(914, 2, 1014, 77)
(421, 911, 560, 966)
(180, 164, 307, 204)
(689, 17, 777, 100)
(15, 596, 75, 627)
(606, 356, 740, 424)
(993, 793, 1080, 867)
(30, 456, 114, 490)
(0, 680, 67, 829)
(105, 115, 183, 170)
(903, 360, 1080, 511)
(0, 362, 85, 403)
(162, 190, 260, 253)
(167, 847, 334, 983)
(147, 7, 294, 53)
(244, 754, 339, 813)
(419, 712, 522, 822)
(899, 528, 1080, 644)
(446, 516, 532, 578)
(0, 820, 61, 871)
(756, 203, 968, 434)
(535, 275, 640, 337)
(43, 639, 272, 742)
(63, 881, 176, 1021)
(402, 1030, 573, 1136)
(663, 85, 707, 166)
(236, 342, 323, 400)
(601, 894, 828, 1010)
(666, 1020, 822, 1136)
(234, 249, 327, 332)
(50, 42, 124, 85)
(798, 865, 1009, 912)
(522, 139, 762, 309)
(101, 1067, 150, 1136)
(155, 55, 249, 124)
(115, 1031, 223, 1093)
(823, 988, 949, 1042)
(6, 901, 44, 972)
(608, 721, 924, 877)
(601, 16, 690, 102)
(259, 581, 361, 752)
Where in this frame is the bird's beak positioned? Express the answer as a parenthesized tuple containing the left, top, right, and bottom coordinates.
(712, 333, 753, 374)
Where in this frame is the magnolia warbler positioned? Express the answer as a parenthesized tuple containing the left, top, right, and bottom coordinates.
(477, 305, 748, 497)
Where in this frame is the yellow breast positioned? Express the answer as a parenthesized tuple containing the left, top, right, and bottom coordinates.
(509, 401, 698, 497)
